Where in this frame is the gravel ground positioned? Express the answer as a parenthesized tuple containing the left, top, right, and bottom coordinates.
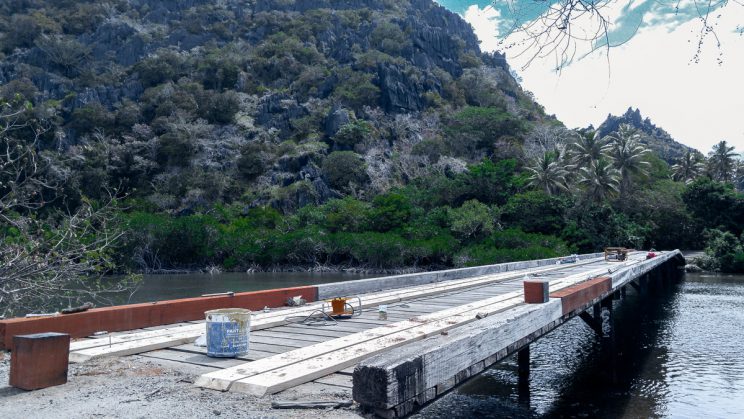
(0, 352, 363, 419)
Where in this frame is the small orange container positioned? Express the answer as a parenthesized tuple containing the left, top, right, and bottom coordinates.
(331, 298, 347, 315)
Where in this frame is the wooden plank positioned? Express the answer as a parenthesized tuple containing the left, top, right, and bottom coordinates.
(272, 400, 353, 409)
(249, 342, 297, 354)
(68, 258, 605, 359)
(314, 373, 353, 389)
(199, 261, 637, 395)
(338, 366, 356, 376)
(142, 349, 246, 368)
(269, 326, 351, 339)
(169, 343, 276, 361)
(69, 328, 200, 363)
(195, 291, 527, 391)
(251, 330, 331, 343)
(250, 335, 314, 349)
(228, 296, 529, 396)
(353, 300, 564, 410)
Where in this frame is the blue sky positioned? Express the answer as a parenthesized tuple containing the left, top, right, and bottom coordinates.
(436, 1, 744, 153)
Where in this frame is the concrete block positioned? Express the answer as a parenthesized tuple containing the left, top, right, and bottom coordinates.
(523, 279, 550, 303)
(10, 332, 70, 390)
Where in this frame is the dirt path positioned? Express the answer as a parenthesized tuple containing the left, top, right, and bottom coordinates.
(0, 353, 362, 419)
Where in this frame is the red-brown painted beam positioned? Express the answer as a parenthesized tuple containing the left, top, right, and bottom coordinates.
(0, 286, 318, 351)
(550, 276, 611, 316)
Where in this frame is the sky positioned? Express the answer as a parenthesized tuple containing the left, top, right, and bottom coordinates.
(436, 0, 744, 153)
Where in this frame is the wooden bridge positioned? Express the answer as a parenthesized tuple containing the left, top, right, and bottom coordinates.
(0, 250, 685, 417)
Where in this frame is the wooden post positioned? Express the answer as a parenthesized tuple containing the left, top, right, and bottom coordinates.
(517, 345, 530, 380)
(639, 274, 649, 295)
(517, 345, 531, 407)
(523, 279, 549, 304)
(605, 299, 617, 385)
(10, 332, 70, 390)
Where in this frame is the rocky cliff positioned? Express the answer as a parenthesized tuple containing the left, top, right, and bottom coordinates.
(597, 107, 693, 163)
(0, 0, 544, 213)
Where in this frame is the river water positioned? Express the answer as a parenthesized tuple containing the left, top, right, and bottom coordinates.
(116, 271, 373, 305)
(413, 272, 744, 418)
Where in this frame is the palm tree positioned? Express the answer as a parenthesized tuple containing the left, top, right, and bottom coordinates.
(526, 151, 568, 195)
(707, 140, 738, 182)
(672, 149, 705, 183)
(578, 157, 621, 202)
(606, 124, 651, 195)
(568, 130, 612, 168)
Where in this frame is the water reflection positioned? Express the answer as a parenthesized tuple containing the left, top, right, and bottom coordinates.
(414, 273, 744, 418)
(110, 271, 374, 305)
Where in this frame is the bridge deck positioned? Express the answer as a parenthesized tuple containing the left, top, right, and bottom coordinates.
(66, 253, 651, 399)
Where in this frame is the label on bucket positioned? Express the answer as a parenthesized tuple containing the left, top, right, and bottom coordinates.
(205, 309, 250, 358)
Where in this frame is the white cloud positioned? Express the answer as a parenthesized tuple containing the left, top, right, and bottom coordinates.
(462, 2, 744, 153)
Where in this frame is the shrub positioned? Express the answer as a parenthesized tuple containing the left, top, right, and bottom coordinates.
(448, 199, 495, 240)
(370, 192, 412, 232)
(703, 229, 744, 272)
(445, 106, 525, 157)
(320, 197, 371, 232)
(333, 68, 380, 110)
(502, 191, 568, 236)
(322, 151, 368, 191)
(332, 120, 372, 148)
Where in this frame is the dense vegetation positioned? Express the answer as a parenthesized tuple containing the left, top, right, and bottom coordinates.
(1, 0, 743, 281)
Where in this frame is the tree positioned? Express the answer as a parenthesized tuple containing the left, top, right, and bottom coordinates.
(0, 98, 135, 317)
(606, 124, 650, 196)
(526, 151, 568, 195)
(448, 200, 495, 240)
(672, 149, 706, 184)
(568, 130, 611, 168)
(707, 140, 737, 183)
(578, 156, 620, 202)
(322, 151, 368, 191)
(683, 177, 744, 236)
(499, 0, 741, 69)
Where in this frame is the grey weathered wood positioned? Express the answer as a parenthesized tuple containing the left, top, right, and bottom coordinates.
(316, 253, 604, 299)
(351, 251, 683, 414)
(252, 330, 331, 343)
(142, 349, 245, 368)
(271, 400, 353, 409)
(269, 325, 351, 338)
(352, 300, 563, 410)
(313, 373, 353, 389)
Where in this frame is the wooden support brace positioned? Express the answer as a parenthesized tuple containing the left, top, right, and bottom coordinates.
(578, 311, 603, 336)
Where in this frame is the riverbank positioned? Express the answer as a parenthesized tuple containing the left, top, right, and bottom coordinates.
(0, 354, 361, 419)
(137, 264, 430, 276)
